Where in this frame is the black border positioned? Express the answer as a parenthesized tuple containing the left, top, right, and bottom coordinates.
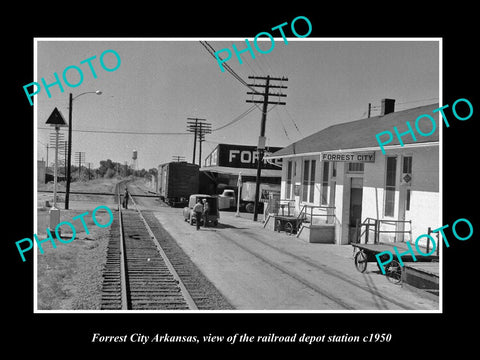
(7, 5, 478, 354)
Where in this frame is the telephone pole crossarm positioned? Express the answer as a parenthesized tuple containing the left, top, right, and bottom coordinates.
(246, 100, 287, 105)
(247, 84, 288, 89)
(186, 117, 211, 166)
(247, 91, 287, 97)
(248, 76, 288, 81)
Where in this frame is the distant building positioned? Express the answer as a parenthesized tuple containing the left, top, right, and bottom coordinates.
(200, 143, 283, 194)
(265, 100, 440, 245)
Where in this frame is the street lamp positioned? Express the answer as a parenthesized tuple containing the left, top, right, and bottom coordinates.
(65, 90, 102, 209)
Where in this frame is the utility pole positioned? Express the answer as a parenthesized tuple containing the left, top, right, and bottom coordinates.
(46, 144, 49, 173)
(186, 118, 211, 166)
(65, 93, 73, 209)
(198, 122, 212, 166)
(172, 155, 186, 162)
(246, 75, 288, 221)
(75, 152, 85, 180)
(186, 118, 203, 165)
(63, 141, 68, 178)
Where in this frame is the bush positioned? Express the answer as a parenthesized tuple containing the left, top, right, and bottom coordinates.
(105, 168, 116, 178)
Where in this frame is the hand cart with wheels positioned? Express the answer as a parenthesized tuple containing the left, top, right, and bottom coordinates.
(274, 215, 304, 235)
(351, 242, 438, 285)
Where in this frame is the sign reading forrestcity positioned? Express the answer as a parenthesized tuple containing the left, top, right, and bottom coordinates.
(321, 152, 375, 163)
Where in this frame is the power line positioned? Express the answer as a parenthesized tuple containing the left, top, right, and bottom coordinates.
(200, 41, 251, 88)
(38, 127, 190, 135)
(211, 105, 257, 132)
(38, 104, 260, 136)
(396, 97, 439, 106)
(274, 108, 291, 141)
(199, 41, 260, 94)
(283, 107, 302, 136)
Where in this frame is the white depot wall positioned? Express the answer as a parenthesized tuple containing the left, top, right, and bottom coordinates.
(362, 153, 387, 221)
(276, 145, 439, 246)
(361, 146, 440, 243)
(407, 146, 440, 244)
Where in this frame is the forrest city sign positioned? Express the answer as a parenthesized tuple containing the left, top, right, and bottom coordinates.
(321, 152, 375, 163)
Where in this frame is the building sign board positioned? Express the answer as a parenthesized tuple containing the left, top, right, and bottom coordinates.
(204, 144, 283, 170)
(321, 152, 375, 163)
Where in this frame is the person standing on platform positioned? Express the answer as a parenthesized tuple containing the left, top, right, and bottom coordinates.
(193, 199, 203, 230)
(123, 188, 130, 209)
(203, 199, 210, 227)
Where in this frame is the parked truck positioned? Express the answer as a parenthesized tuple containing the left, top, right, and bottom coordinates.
(219, 181, 280, 213)
(157, 162, 199, 207)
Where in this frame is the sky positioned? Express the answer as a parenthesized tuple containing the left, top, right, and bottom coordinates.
(35, 38, 439, 171)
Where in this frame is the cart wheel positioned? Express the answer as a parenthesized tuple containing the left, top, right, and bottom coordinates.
(275, 219, 282, 232)
(375, 253, 393, 272)
(354, 250, 368, 273)
(352, 246, 358, 258)
(245, 203, 254, 213)
(385, 260, 402, 285)
(285, 221, 294, 235)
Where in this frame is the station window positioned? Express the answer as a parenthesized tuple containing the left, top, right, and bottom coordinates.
(309, 160, 316, 203)
(403, 156, 412, 173)
(406, 189, 411, 211)
(321, 161, 329, 205)
(286, 160, 292, 199)
(302, 160, 310, 202)
(348, 162, 364, 173)
(384, 156, 397, 217)
(302, 159, 316, 203)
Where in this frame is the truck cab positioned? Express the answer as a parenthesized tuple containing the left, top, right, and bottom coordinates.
(218, 189, 236, 209)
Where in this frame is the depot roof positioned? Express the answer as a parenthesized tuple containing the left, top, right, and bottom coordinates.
(200, 165, 281, 177)
(267, 103, 439, 159)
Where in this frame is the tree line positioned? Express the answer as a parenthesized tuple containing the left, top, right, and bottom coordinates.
(97, 159, 157, 179)
(45, 159, 157, 182)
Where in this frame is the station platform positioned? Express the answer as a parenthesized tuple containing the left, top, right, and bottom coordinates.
(402, 262, 439, 296)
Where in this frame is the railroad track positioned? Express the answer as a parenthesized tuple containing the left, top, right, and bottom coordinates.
(100, 182, 197, 310)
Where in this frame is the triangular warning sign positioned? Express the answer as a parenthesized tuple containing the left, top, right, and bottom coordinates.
(45, 107, 67, 126)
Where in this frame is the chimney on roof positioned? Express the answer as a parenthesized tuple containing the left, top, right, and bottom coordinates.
(380, 98, 395, 116)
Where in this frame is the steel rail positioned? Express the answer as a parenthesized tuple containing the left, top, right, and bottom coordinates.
(117, 183, 130, 310)
(125, 184, 198, 310)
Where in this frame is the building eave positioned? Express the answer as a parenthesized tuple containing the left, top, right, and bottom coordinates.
(264, 141, 439, 160)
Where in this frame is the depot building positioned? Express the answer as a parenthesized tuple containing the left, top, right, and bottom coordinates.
(264, 99, 440, 245)
(200, 143, 283, 194)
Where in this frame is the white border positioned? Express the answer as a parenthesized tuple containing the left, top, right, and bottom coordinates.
(34, 37, 442, 314)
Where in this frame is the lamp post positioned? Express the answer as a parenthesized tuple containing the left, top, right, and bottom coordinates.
(65, 90, 102, 209)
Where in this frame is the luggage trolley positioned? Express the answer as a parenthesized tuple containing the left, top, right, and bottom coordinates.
(274, 215, 304, 235)
(351, 242, 438, 284)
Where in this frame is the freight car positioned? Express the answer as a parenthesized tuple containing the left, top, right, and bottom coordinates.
(157, 162, 199, 207)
